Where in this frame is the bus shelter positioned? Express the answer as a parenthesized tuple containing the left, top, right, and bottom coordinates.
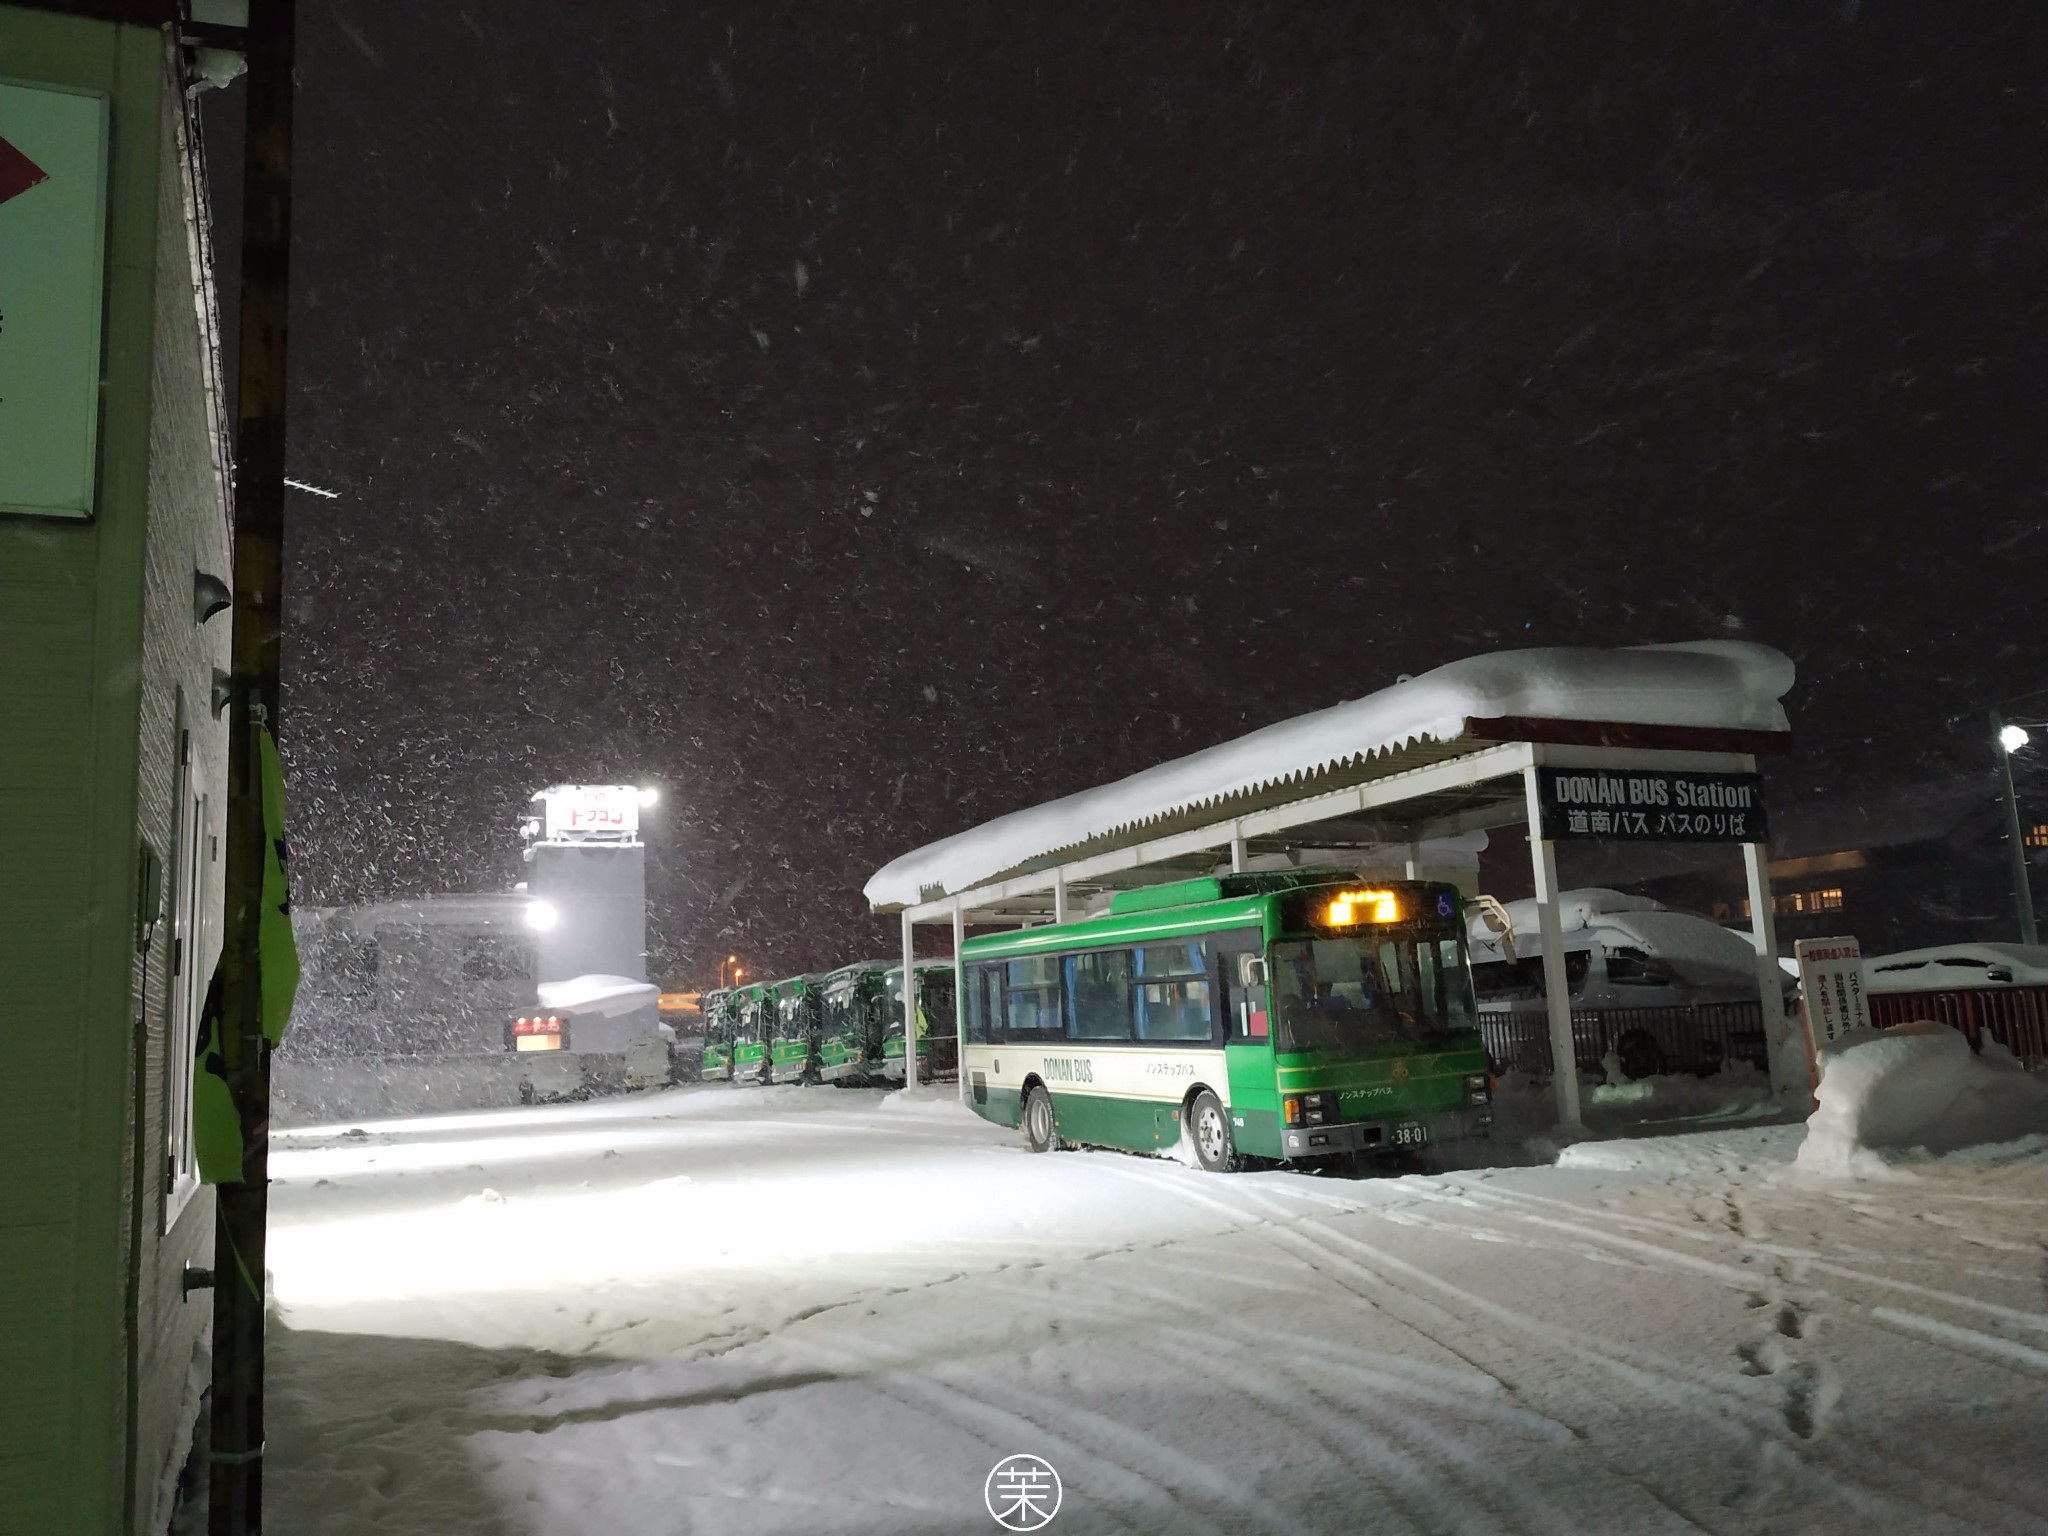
(868, 642, 1801, 1128)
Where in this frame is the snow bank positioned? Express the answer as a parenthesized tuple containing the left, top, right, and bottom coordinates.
(1795, 1025, 2048, 1175)
(536, 974, 660, 1017)
(867, 640, 1793, 907)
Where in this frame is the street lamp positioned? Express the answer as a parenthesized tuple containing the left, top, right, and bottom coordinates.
(719, 954, 740, 988)
(1994, 711, 2040, 946)
(637, 785, 661, 808)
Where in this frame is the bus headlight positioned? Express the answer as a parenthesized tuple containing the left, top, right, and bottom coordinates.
(1463, 1074, 1492, 1103)
(1299, 1091, 1337, 1126)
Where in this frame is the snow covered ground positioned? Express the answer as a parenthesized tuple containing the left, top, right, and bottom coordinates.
(265, 1084, 2048, 1536)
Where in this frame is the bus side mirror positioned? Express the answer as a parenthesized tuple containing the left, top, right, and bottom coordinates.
(1236, 954, 1267, 989)
(1470, 893, 1517, 964)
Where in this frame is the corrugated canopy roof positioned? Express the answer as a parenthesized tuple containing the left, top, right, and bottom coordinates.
(867, 641, 1794, 910)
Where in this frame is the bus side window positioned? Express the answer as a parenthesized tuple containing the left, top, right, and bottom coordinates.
(1214, 939, 1267, 1041)
(967, 963, 1001, 1043)
(1065, 948, 1134, 1041)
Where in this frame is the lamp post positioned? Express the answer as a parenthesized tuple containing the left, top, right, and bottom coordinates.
(1994, 711, 2039, 946)
(719, 953, 738, 988)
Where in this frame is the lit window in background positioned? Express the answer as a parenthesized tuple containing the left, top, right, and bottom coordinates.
(2026, 823, 2048, 850)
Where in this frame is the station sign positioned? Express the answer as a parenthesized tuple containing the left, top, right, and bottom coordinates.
(0, 82, 108, 519)
(539, 784, 639, 842)
(1534, 767, 1767, 843)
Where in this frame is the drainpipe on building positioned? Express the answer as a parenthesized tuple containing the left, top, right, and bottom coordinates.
(211, 3, 294, 1533)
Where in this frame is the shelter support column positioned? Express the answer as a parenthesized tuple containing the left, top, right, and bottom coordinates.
(1230, 824, 1247, 873)
(1404, 841, 1422, 880)
(1522, 765, 1582, 1129)
(1053, 871, 1068, 925)
(1742, 843, 1799, 1103)
(953, 902, 967, 1104)
(900, 910, 917, 1089)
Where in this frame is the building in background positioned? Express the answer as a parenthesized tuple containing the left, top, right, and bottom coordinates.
(0, 4, 237, 1530)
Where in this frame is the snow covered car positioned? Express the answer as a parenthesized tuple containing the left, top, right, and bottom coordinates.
(1469, 889, 1780, 1080)
(1862, 942, 2048, 1067)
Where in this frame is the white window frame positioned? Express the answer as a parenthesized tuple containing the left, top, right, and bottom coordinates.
(163, 721, 210, 1229)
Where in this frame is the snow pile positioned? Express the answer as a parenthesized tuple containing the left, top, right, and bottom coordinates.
(1796, 1024, 2048, 1175)
(536, 973, 659, 1017)
(867, 640, 1793, 907)
(1862, 942, 2048, 993)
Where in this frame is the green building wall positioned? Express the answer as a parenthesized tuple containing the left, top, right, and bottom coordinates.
(0, 9, 231, 1532)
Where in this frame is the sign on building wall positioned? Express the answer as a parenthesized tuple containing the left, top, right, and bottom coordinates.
(1533, 767, 1768, 844)
(539, 784, 641, 843)
(0, 80, 108, 520)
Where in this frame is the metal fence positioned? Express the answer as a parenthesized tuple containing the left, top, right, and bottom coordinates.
(1869, 986, 2048, 1069)
(1480, 1001, 1771, 1081)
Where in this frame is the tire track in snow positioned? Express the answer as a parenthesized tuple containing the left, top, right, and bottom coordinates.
(799, 1334, 1263, 1536)
(1087, 1167, 1714, 1533)
(1243, 1170, 2048, 1533)
(1439, 1178, 2048, 1335)
(1119, 1164, 2029, 1536)
(1011, 1265, 1590, 1536)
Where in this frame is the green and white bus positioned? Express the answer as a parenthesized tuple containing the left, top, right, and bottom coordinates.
(727, 980, 773, 1083)
(959, 873, 1492, 1171)
(699, 986, 736, 1080)
(820, 960, 895, 1081)
(768, 975, 826, 1083)
(885, 960, 959, 1082)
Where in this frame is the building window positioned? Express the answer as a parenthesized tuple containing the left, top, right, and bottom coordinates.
(164, 725, 210, 1228)
(2026, 823, 2048, 850)
(1765, 888, 1846, 917)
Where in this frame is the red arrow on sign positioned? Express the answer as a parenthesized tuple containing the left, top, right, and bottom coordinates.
(0, 133, 49, 206)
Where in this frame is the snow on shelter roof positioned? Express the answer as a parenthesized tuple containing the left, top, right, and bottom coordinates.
(866, 641, 1793, 911)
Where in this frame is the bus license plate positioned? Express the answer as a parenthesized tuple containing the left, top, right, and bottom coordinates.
(1389, 1122, 1429, 1147)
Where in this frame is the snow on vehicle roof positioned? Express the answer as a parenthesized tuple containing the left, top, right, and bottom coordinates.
(1863, 943, 2048, 993)
(536, 974, 661, 1018)
(1468, 888, 1765, 979)
(867, 640, 1794, 909)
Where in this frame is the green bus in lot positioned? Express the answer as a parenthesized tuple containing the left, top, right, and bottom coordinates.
(699, 986, 736, 1080)
(769, 975, 826, 1083)
(728, 981, 774, 1083)
(885, 961, 959, 1082)
(820, 960, 894, 1081)
(959, 872, 1491, 1171)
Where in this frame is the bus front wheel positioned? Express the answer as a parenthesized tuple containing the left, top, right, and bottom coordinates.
(1187, 1089, 1236, 1173)
(1023, 1084, 1060, 1153)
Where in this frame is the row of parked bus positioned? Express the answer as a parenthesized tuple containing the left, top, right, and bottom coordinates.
(699, 871, 1497, 1173)
(698, 959, 960, 1086)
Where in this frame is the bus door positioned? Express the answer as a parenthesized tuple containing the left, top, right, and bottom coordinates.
(1212, 929, 1282, 1158)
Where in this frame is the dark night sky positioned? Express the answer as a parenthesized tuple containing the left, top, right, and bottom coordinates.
(206, 3, 2048, 985)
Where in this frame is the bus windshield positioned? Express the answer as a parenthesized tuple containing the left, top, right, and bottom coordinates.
(1271, 935, 1477, 1053)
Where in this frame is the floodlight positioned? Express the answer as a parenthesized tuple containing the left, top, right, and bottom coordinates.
(1999, 724, 2030, 754)
(637, 786, 661, 807)
(524, 899, 559, 932)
